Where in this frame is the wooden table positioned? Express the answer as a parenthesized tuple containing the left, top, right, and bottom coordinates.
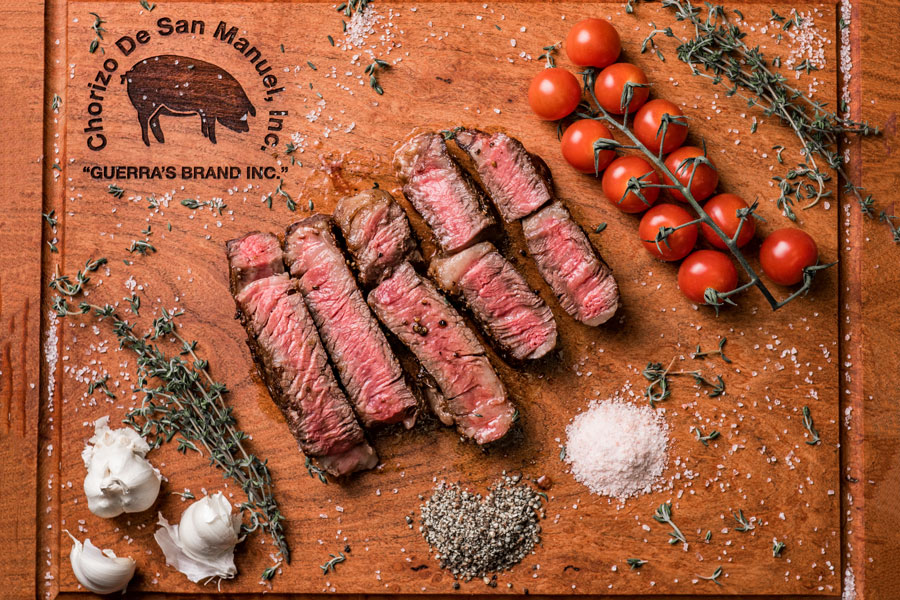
(1, 0, 897, 598)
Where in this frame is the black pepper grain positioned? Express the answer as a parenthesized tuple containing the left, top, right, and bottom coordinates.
(418, 475, 543, 581)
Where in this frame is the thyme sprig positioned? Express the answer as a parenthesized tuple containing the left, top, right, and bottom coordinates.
(638, 0, 881, 225)
(364, 58, 390, 95)
(305, 456, 328, 484)
(642, 356, 725, 407)
(181, 198, 226, 215)
(692, 337, 731, 363)
(336, 0, 370, 18)
(626, 558, 648, 570)
(578, 71, 836, 311)
(773, 540, 786, 557)
(320, 552, 346, 574)
(732, 509, 754, 532)
(653, 502, 687, 546)
(88, 12, 107, 54)
(274, 179, 296, 211)
(87, 374, 116, 399)
(538, 42, 561, 68)
(692, 426, 720, 446)
(802, 405, 821, 445)
(108, 183, 125, 198)
(697, 566, 723, 586)
(48, 257, 107, 297)
(127, 240, 156, 255)
(879, 210, 900, 243)
(50, 271, 289, 580)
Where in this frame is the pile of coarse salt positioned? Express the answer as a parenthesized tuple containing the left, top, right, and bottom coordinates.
(564, 397, 668, 501)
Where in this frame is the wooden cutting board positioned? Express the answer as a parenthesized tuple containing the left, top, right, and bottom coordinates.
(3, 0, 899, 598)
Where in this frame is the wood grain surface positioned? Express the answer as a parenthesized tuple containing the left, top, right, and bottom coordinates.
(0, 0, 897, 599)
(0, 1, 45, 599)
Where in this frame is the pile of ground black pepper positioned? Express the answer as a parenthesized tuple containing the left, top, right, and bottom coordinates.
(419, 474, 545, 582)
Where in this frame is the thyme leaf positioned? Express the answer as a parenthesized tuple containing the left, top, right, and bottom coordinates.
(320, 552, 346, 574)
(653, 502, 687, 546)
(732, 509, 754, 532)
(802, 405, 821, 445)
(697, 565, 723, 585)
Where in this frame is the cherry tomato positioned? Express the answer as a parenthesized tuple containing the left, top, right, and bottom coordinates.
(561, 120, 615, 174)
(663, 146, 718, 203)
(528, 68, 582, 121)
(601, 155, 660, 213)
(638, 203, 698, 261)
(593, 63, 649, 115)
(701, 193, 756, 249)
(677, 250, 738, 304)
(759, 228, 819, 286)
(565, 18, 621, 69)
(633, 99, 688, 155)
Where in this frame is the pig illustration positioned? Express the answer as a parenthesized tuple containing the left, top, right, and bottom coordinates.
(121, 55, 256, 145)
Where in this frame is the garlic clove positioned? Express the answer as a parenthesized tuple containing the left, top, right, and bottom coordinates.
(67, 532, 136, 595)
(179, 491, 243, 560)
(82, 416, 162, 518)
(154, 492, 244, 584)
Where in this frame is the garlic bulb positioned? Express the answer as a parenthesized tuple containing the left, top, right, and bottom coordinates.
(67, 532, 136, 594)
(154, 492, 244, 583)
(82, 416, 162, 518)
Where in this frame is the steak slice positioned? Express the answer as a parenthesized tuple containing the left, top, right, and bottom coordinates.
(284, 215, 418, 428)
(522, 202, 619, 326)
(368, 262, 515, 443)
(393, 132, 495, 253)
(430, 242, 557, 360)
(226, 231, 285, 295)
(333, 189, 421, 286)
(230, 268, 376, 477)
(453, 129, 553, 222)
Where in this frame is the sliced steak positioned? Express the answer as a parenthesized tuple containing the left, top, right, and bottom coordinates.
(522, 202, 619, 326)
(226, 231, 285, 295)
(368, 262, 515, 443)
(453, 129, 553, 222)
(284, 216, 418, 428)
(228, 245, 376, 476)
(393, 132, 495, 253)
(430, 242, 557, 360)
(333, 189, 421, 286)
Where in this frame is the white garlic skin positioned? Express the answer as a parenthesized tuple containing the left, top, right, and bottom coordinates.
(67, 532, 136, 595)
(178, 492, 243, 560)
(82, 416, 162, 518)
(154, 491, 244, 583)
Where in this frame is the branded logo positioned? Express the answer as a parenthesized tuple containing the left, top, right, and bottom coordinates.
(122, 55, 256, 146)
(82, 17, 288, 155)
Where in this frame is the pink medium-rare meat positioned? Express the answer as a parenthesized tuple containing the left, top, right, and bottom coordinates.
(226, 231, 285, 295)
(284, 215, 418, 428)
(333, 189, 421, 286)
(522, 202, 620, 326)
(229, 262, 376, 476)
(430, 242, 557, 360)
(393, 132, 495, 253)
(453, 129, 553, 222)
(368, 262, 516, 444)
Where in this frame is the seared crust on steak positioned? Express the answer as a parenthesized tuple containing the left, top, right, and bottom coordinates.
(368, 262, 515, 444)
(226, 231, 285, 296)
(227, 233, 376, 476)
(522, 202, 619, 326)
(453, 129, 553, 222)
(333, 189, 422, 286)
(393, 132, 495, 253)
(430, 242, 557, 360)
(284, 216, 419, 428)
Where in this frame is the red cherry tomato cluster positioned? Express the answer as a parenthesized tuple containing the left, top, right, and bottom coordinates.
(526, 18, 824, 306)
